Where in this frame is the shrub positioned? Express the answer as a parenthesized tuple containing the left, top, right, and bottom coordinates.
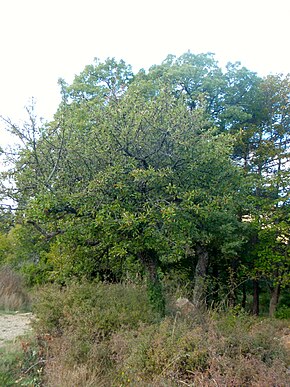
(0, 266, 30, 311)
(112, 312, 289, 386)
(276, 305, 290, 320)
(32, 282, 290, 386)
(42, 334, 113, 387)
(33, 281, 162, 385)
(112, 317, 209, 385)
(32, 281, 160, 340)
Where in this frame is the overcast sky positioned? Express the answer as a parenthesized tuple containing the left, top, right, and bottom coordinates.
(1, 0, 290, 146)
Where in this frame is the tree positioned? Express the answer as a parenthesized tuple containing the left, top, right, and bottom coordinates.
(2, 54, 288, 315)
(249, 74, 290, 315)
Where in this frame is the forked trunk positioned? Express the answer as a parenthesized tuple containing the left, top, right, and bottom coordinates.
(138, 249, 158, 284)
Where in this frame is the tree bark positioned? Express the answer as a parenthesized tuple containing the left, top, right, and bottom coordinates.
(241, 282, 247, 309)
(138, 249, 165, 315)
(228, 259, 238, 308)
(138, 249, 158, 284)
(192, 244, 209, 310)
(252, 279, 260, 316)
(269, 284, 280, 317)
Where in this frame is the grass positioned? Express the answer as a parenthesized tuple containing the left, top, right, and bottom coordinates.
(0, 266, 39, 385)
(110, 313, 289, 386)
(0, 335, 44, 386)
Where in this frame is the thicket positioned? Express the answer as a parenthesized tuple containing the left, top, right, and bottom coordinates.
(30, 281, 289, 386)
(0, 275, 288, 386)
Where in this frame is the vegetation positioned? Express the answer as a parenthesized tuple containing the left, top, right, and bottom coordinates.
(0, 53, 289, 384)
(29, 282, 290, 386)
(0, 266, 30, 311)
(0, 278, 288, 386)
(0, 337, 44, 386)
(0, 267, 40, 386)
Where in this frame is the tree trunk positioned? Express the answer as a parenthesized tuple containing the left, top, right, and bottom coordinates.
(252, 279, 260, 316)
(138, 249, 165, 315)
(192, 244, 209, 310)
(138, 249, 158, 284)
(269, 284, 280, 317)
(241, 282, 247, 309)
(228, 259, 238, 308)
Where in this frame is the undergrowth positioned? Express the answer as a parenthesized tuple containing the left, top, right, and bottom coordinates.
(30, 281, 289, 386)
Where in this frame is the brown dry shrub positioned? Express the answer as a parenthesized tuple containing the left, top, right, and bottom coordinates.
(34, 283, 289, 386)
(111, 312, 289, 386)
(42, 334, 115, 387)
(0, 266, 30, 311)
(193, 355, 289, 386)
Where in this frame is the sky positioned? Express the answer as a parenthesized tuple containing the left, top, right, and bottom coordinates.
(0, 0, 290, 146)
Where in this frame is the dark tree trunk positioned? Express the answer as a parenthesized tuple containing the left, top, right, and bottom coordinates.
(210, 262, 219, 306)
(252, 279, 260, 316)
(228, 287, 236, 308)
(241, 282, 247, 309)
(138, 249, 165, 315)
(269, 284, 280, 317)
(138, 249, 158, 284)
(192, 244, 209, 310)
(228, 259, 238, 308)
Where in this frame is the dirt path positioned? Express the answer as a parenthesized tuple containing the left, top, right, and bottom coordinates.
(0, 312, 33, 347)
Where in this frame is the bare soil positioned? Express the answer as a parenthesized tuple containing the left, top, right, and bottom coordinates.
(0, 312, 33, 347)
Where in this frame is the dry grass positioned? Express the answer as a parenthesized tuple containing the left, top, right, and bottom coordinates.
(31, 282, 290, 387)
(41, 334, 115, 387)
(0, 266, 30, 311)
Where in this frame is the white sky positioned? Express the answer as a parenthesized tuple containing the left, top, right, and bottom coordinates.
(0, 0, 290, 146)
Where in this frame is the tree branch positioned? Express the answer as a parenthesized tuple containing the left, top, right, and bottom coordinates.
(26, 220, 64, 240)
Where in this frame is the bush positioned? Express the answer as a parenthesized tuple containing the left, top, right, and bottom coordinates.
(32, 281, 162, 385)
(276, 305, 290, 320)
(112, 317, 209, 385)
(32, 281, 160, 339)
(0, 266, 30, 311)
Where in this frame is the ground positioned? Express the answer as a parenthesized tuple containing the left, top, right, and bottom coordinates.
(0, 312, 33, 347)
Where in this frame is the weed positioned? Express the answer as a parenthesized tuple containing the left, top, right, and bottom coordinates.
(32, 281, 160, 338)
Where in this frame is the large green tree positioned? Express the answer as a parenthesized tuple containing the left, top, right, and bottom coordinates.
(1, 54, 288, 315)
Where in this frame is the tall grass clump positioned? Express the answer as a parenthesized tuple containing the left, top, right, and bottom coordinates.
(0, 336, 46, 386)
(0, 266, 30, 311)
